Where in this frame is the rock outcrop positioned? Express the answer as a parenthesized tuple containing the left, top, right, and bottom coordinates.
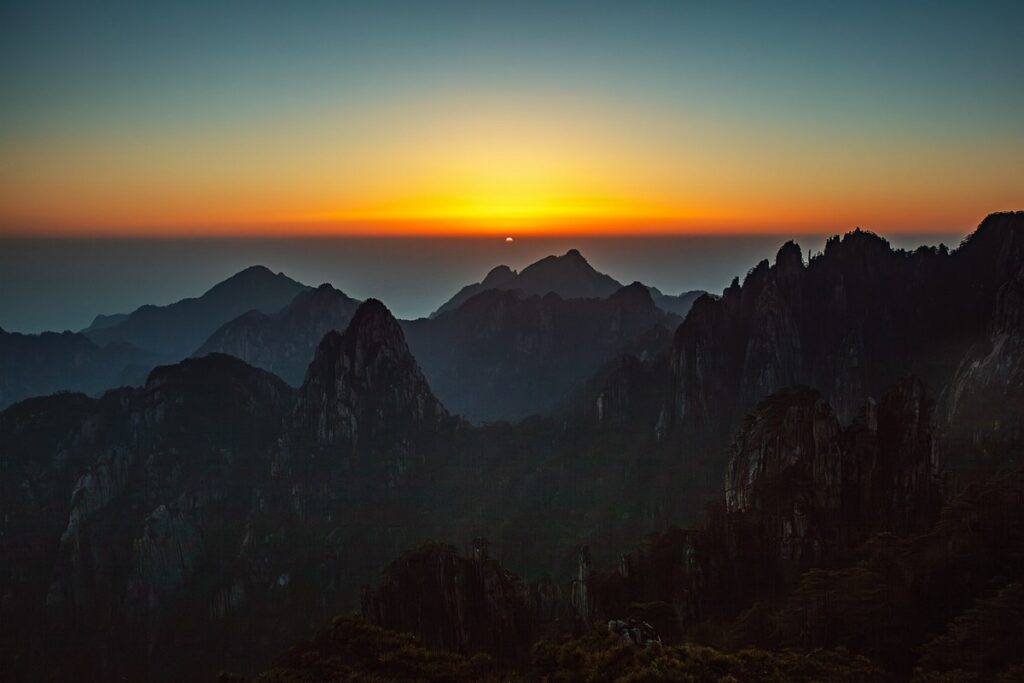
(583, 379, 941, 631)
(362, 543, 535, 661)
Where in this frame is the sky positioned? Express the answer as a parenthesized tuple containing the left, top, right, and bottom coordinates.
(1, 0, 1022, 237)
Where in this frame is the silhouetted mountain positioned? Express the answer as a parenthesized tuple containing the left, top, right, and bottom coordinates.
(194, 283, 361, 385)
(84, 265, 309, 359)
(432, 249, 621, 316)
(0, 327, 158, 409)
(586, 213, 1024, 467)
(405, 282, 678, 422)
(432, 248, 704, 319)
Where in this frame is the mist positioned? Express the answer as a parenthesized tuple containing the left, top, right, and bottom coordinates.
(0, 232, 963, 333)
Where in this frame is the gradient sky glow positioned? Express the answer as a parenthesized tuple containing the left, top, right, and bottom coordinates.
(1, 1, 1022, 236)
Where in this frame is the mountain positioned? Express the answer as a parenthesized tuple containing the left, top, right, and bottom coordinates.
(4, 212, 1024, 681)
(0, 300, 459, 681)
(0, 327, 157, 409)
(404, 282, 678, 422)
(194, 283, 361, 386)
(84, 265, 309, 360)
(586, 214, 1024, 465)
(431, 248, 704, 319)
(432, 249, 622, 316)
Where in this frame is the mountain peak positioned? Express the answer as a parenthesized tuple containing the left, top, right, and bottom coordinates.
(611, 281, 655, 306)
(775, 240, 804, 273)
(296, 299, 449, 450)
(482, 265, 517, 287)
(348, 298, 400, 334)
(431, 250, 622, 316)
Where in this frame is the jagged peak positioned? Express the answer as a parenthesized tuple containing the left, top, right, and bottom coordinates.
(347, 298, 401, 336)
(775, 240, 804, 269)
(308, 299, 408, 371)
(823, 227, 892, 258)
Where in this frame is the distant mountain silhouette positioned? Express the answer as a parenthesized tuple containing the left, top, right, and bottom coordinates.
(194, 283, 360, 385)
(431, 248, 705, 318)
(405, 282, 678, 422)
(0, 328, 157, 409)
(84, 265, 309, 359)
(191, 273, 677, 422)
(82, 312, 129, 331)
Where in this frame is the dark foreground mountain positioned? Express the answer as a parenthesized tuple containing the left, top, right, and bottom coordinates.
(404, 282, 678, 422)
(588, 212, 1024, 469)
(431, 248, 704, 319)
(195, 283, 361, 385)
(0, 327, 157, 409)
(84, 265, 309, 359)
(0, 299, 468, 681)
(245, 381, 1017, 682)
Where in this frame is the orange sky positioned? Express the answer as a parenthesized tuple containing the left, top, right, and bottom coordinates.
(2, 4, 1022, 238)
(3, 92, 1020, 237)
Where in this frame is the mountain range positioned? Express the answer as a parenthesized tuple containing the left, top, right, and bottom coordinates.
(1, 250, 701, 421)
(431, 247, 704, 318)
(1, 211, 1023, 681)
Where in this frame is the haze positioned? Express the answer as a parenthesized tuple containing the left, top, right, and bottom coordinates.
(0, 232, 961, 333)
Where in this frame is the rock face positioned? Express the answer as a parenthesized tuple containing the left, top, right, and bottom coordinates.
(940, 216, 1024, 464)
(195, 283, 361, 386)
(84, 265, 309, 359)
(405, 283, 677, 422)
(583, 379, 941, 630)
(293, 298, 452, 455)
(362, 543, 535, 661)
(1, 354, 295, 680)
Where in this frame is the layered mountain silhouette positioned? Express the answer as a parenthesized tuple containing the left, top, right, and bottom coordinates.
(0, 266, 311, 408)
(2, 212, 1023, 681)
(431, 248, 704, 318)
(84, 264, 308, 359)
(405, 281, 679, 422)
(195, 283, 361, 385)
(0, 328, 157, 409)
(190, 252, 685, 422)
